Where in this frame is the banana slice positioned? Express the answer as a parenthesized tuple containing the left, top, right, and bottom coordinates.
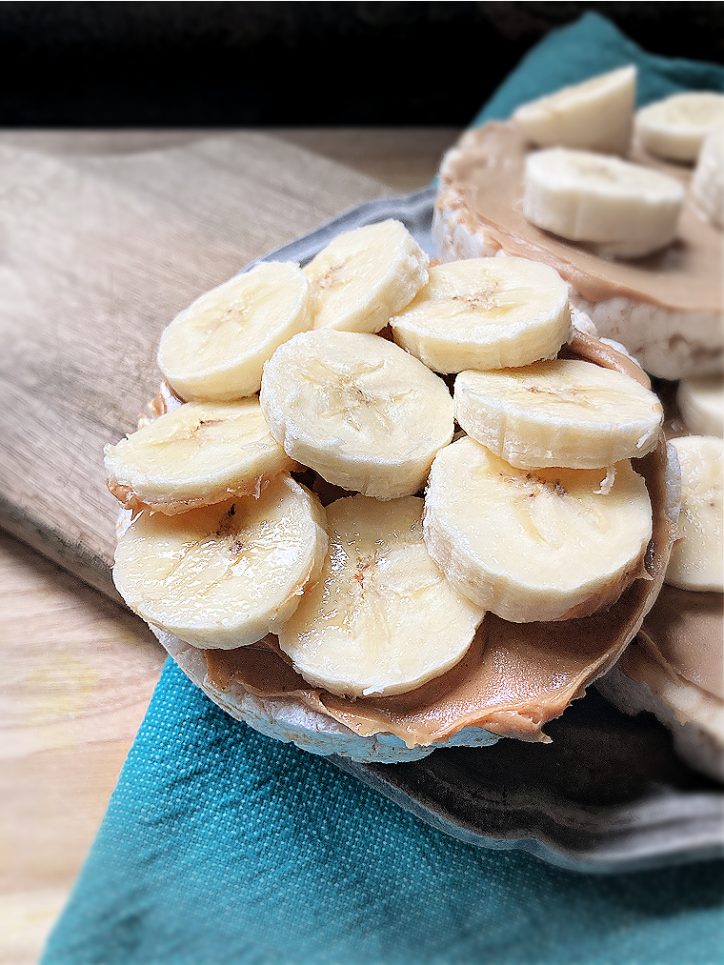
(523, 148, 684, 258)
(454, 360, 662, 470)
(113, 474, 328, 649)
(677, 376, 724, 438)
(105, 399, 297, 514)
(423, 437, 652, 623)
(278, 495, 484, 697)
(513, 65, 636, 154)
(389, 257, 571, 373)
(260, 330, 454, 499)
(304, 219, 429, 333)
(692, 128, 724, 228)
(635, 92, 724, 163)
(158, 262, 310, 401)
(666, 436, 723, 592)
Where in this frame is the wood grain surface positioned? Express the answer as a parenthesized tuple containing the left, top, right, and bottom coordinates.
(0, 128, 457, 193)
(0, 534, 164, 965)
(0, 132, 390, 599)
(0, 129, 451, 964)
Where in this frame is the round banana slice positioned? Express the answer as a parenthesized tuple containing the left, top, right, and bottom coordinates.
(666, 436, 723, 592)
(389, 257, 571, 373)
(513, 65, 636, 155)
(104, 399, 297, 514)
(635, 92, 724, 163)
(454, 360, 662, 470)
(424, 437, 652, 623)
(113, 475, 328, 649)
(677, 376, 724, 438)
(692, 128, 724, 228)
(523, 147, 684, 258)
(278, 495, 484, 697)
(304, 219, 429, 333)
(260, 330, 454, 499)
(158, 262, 310, 402)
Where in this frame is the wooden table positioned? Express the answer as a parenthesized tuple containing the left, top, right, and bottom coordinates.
(0, 128, 455, 965)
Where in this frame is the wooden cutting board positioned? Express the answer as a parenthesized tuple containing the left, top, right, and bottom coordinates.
(0, 133, 389, 598)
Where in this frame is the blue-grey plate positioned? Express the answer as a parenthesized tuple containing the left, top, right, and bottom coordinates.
(256, 187, 724, 874)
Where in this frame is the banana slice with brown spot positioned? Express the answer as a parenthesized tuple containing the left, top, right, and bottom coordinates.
(113, 474, 328, 649)
(260, 330, 454, 499)
(304, 220, 429, 333)
(423, 437, 652, 623)
(105, 398, 297, 514)
(454, 359, 662, 470)
(158, 262, 311, 401)
(389, 257, 571, 373)
(278, 494, 484, 697)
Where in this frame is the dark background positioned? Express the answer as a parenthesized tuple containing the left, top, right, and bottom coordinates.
(2, 2, 723, 126)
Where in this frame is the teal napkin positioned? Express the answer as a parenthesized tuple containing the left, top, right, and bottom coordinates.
(44, 14, 724, 965)
(472, 10, 724, 125)
(45, 659, 724, 964)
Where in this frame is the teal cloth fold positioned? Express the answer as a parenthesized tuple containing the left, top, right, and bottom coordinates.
(472, 10, 724, 126)
(44, 14, 724, 965)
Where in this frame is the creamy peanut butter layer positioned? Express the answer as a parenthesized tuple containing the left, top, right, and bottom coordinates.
(639, 585, 724, 702)
(203, 336, 676, 749)
(439, 122, 723, 316)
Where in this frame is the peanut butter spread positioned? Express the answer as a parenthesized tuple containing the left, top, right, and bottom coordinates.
(638, 586, 724, 702)
(203, 335, 676, 748)
(439, 122, 723, 314)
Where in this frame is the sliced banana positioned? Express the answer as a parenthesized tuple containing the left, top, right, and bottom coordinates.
(389, 257, 571, 373)
(513, 65, 636, 155)
(113, 474, 328, 649)
(260, 330, 454, 499)
(454, 360, 662, 470)
(158, 262, 311, 401)
(304, 219, 429, 333)
(677, 376, 724, 438)
(105, 399, 296, 514)
(424, 437, 652, 623)
(278, 495, 484, 697)
(635, 92, 724, 163)
(523, 147, 684, 258)
(666, 436, 723, 592)
(692, 128, 724, 229)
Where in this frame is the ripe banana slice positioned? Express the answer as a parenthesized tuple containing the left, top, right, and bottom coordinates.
(677, 376, 724, 438)
(666, 436, 723, 592)
(113, 474, 328, 649)
(158, 262, 310, 402)
(424, 437, 652, 623)
(454, 360, 662, 470)
(260, 330, 454, 499)
(692, 128, 724, 229)
(278, 495, 484, 697)
(105, 398, 297, 514)
(389, 257, 571, 373)
(304, 219, 429, 333)
(513, 65, 636, 155)
(523, 148, 684, 258)
(635, 92, 724, 163)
